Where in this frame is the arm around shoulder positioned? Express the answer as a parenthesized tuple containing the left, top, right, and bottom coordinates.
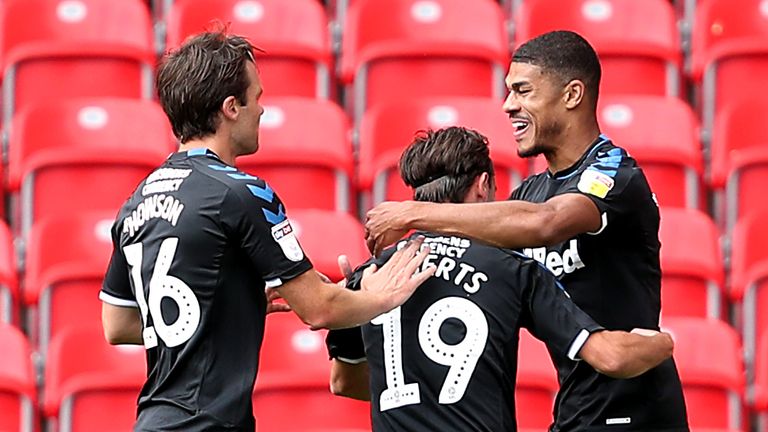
(578, 329, 674, 379)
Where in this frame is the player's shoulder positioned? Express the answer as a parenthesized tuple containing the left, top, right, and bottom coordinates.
(582, 135, 639, 176)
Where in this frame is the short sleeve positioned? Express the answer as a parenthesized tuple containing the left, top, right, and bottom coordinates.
(220, 180, 313, 288)
(519, 261, 603, 360)
(563, 147, 651, 234)
(100, 220, 138, 308)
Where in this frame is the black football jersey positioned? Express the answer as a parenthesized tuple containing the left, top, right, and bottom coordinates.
(339, 232, 602, 432)
(511, 135, 688, 431)
(100, 149, 313, 431)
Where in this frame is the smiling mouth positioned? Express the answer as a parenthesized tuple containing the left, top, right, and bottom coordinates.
(511, 119, 530, 139)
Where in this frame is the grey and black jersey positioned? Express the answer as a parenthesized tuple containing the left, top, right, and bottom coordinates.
(100, 149, 313, 431)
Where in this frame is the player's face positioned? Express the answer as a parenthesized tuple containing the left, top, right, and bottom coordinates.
(232, 62, 264, 156)
(502, 62, 566, 158)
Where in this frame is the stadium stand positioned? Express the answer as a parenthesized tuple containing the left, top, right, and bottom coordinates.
(0, 323, 36, 432)
(658, 207, 725, 320)
(691, 0, 768, 142)
(753, 332, 768, 432)
(516, 329, 558, 431)
(166, 0, 333, 99)
(514, 0, 682, 97)
(0, 221, 19, 326)
(5, 98, 172, 239)
(709, 98, 768, 233)
(357, 97, 527, 209)
(288, 209, 369, 282)
(23, 212, 115, 355)
(0, 0, 155, 132)
(598, 95, 703, 209)
(730, 211, 768, 376)
(43, 326, 145, 432)
(235, 98, 355, 213)
(663, 317, 746, 431)
(254, 311, 371, 431)
(340, 0, 509, 125)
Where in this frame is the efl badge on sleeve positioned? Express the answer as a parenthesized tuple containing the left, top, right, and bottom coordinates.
(577, 169, 615, 199)
(271, 219, 304, 262)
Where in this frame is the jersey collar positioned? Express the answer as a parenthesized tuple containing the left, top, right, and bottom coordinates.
(548, 134, 611, 180)
(168, 148, 226, 164)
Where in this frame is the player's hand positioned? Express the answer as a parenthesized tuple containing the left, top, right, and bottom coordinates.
(335, 254, 354, 288)
(360, 236, 435, 311)
(265, 286, 291, 314)
(365, 201, 413, 256)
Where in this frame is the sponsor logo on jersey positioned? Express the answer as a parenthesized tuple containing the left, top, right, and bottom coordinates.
(143, 168, 191, 196)
(522, 239, 585, 277)
(577, 168, 615, 199)
(271, 219, 304, 262)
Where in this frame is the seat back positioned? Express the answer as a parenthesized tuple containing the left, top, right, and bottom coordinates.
(167, 0, 332, 98)
(516, 329, 557, 430)
(236, 98, 354, 213)
(0, 323, 36, 432)
(357, 97, 527, 209)
(598, 96, 703, 209)
(0, 221, 19, 325)
(516, 0, 681, 96)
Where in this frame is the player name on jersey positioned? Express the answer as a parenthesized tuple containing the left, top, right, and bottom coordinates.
(400, 236, 489, 294)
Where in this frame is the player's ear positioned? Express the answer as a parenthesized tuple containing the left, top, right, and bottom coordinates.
(563, 79, 585, 110)
(221, 95, 239, 120)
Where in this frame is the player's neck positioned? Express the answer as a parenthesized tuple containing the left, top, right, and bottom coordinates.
(179, 135, 236, 166)
(545, 121, 601, 174)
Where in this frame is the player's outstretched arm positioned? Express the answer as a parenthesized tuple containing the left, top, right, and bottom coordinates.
(330, 360, 371, 401)
(278, 237, 435, 329)
(102, 303, 143, 345)
(578, 329, 674, 379)
(364, 194, 601, 256)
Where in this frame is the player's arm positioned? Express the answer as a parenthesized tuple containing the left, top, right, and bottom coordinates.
(277, 238, 434, 330)
(365, 194, 601, 255)
(577, 329, 674, 379)
(102, 303, 143, 345)
(330, 360, 370, 401)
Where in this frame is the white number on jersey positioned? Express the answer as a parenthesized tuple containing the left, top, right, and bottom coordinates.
(372, 296, 489, 411)
(123, 238, 201, 349)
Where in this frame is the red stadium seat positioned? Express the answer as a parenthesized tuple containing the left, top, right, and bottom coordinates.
(43, 326, 145, 432)
(730, 211, 768, 374)
(6, 98, 172, 238)
(340, 0, 509, 124)
(357, 97, 527, 209)
(0, 0, 154, 130)
(0, 221, 19, 326)
(167, 0, 332, 99)
(691, 0, 768, 141)
(255, 311, 371, 431)
(235, 98, 354, 213)
(516, 329, 557, 430)
(598, 96, 703, 209)
(0, 323, 36, 432)
(709, 98, 768, 232)
(515, 0, 682, 97)
(662, 317, 746, 430)
(290, 209, 369, 282)
(23, 212, 115, 354)
(659, 207, 725, 320)
(754, 332, 768, 432)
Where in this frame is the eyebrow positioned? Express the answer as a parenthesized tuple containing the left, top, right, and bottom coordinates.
(506, 80, 531, 91)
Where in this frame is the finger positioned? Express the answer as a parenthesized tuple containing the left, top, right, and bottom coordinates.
(406, 258, 436, 287)
(265, 287, 282, 301)
(337, 254, 354, 279)
(399, 245, 432, 280)
(366, 233, 377, 255)
(362, 263, 378, 279)
(266, 303, 292, 314)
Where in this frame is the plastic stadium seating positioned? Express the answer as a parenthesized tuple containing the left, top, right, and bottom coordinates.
(43, 326, 146, 432)
(357, 97, 528, 208)
(23, 212, 115, 354)
(753, 332, 768, 432)
(663, 317, 745, 430)
(0, 221, 19, 326)
(254, 311, 371, 431)
(691, 0, 768, 141)
(235, 98, 355, 213)
(658, 207, 725, 320)
(289, 209, 369, 282)
(515, 0, 682, 97)
(166, 0, 332, 99)
(598, 95, 704, 209)
(709, 98, 768, 232)
(6, 98, 172, 238)
(0, 323, 36, 432)
(516, 329, 558, 430)
(340, 0, 509, 124)
(730, 211, 768, 373)
(0, 0, 155, 130)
